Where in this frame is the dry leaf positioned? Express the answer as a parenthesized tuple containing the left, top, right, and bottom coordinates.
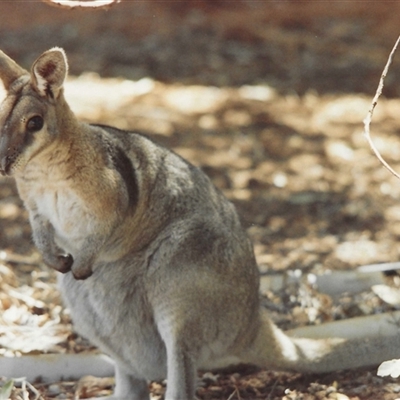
(372, 284, 400, 306)
(378, 359, 400, 378)
(75, 375, 114, 399)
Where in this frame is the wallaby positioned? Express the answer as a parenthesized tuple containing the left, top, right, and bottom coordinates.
(0, 48, 400, 400)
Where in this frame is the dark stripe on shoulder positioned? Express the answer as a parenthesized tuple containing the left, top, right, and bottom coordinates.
(111, 144, 139, 210)
(91, 125, 139, 210)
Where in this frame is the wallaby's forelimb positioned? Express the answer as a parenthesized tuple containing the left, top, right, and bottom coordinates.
(30, 213, 73, 273)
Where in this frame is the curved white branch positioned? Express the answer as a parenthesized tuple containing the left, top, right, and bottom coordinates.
(363, 35, 400, 180)
(41, 0, 121, 10)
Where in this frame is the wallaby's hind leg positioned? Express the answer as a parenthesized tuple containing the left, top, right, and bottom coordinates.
(164, 343, 197, 400)
(157, 320, 197, 400)
(86, 365, 150, 400)
(113, 365, 150, 400)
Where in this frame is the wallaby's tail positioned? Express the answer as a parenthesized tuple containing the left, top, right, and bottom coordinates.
(241, 310, 400, 373)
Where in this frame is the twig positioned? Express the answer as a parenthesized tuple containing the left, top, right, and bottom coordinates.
(0, 353, 114, 382)
(25, 381, 42, 400)
(357, 261, 400, 273)
(41, 0, 121, 10)
(266, 379, 279, 400)
(227, 386, 241, 400)
(21, 379, 28, 400)
(363, 35, 400, 179)
(13, 378, 43, 400)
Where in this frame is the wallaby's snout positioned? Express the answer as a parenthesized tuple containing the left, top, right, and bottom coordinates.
(0, 50, 26, 176)
(0, 112, 46, 176)
(0, 92, 47, 176)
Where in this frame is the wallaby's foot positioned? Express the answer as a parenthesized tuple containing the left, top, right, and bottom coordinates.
(43, 253, 73, 273)
(112, 366, 150, 400)
(82, 366, 151, 400)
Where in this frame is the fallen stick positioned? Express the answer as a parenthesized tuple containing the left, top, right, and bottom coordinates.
(287, 310, 400, 340)
(0, 353, 114, 382)
(260, 263, 388, 297)
(2, 312, 400, 382)
(358, 261, 400, 273)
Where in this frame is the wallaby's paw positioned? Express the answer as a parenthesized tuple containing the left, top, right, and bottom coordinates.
(72, 264, 93, 280)
(44, 253, 73, 273)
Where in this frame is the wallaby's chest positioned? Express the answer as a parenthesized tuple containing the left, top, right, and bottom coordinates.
(41, 189, 83, 230)
(19, 179, 93, 237)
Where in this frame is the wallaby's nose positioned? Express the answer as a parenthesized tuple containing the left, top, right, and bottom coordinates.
(0, 135, 10, 175)
(0, 155, 8, 175)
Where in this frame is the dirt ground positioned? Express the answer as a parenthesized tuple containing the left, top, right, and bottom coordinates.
(2, 1, 400, 399)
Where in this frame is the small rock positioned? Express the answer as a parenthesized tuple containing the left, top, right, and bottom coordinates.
(47, 384, 61, 396)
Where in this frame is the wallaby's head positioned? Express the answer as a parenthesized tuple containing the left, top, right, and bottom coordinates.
(0, 48, 68, 176)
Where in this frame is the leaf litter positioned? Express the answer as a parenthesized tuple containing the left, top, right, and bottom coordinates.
(2, 2, 400, 399)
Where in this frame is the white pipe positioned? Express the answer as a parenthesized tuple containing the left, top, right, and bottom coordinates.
(0, 353, 114, 382)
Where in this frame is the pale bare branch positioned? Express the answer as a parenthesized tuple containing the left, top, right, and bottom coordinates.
(363, 35, 400, 180)
(41, 0, 121, 10)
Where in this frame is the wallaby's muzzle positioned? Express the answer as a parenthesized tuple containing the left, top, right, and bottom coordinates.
(0, 124, 28, 176)
(0, 50, 25, 176)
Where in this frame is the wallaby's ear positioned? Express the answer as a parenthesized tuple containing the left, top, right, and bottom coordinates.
(31, 47, 68, 98)
(0, 50, 28, 90)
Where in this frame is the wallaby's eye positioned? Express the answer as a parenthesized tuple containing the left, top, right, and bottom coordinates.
(26, 116, 44, 132)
